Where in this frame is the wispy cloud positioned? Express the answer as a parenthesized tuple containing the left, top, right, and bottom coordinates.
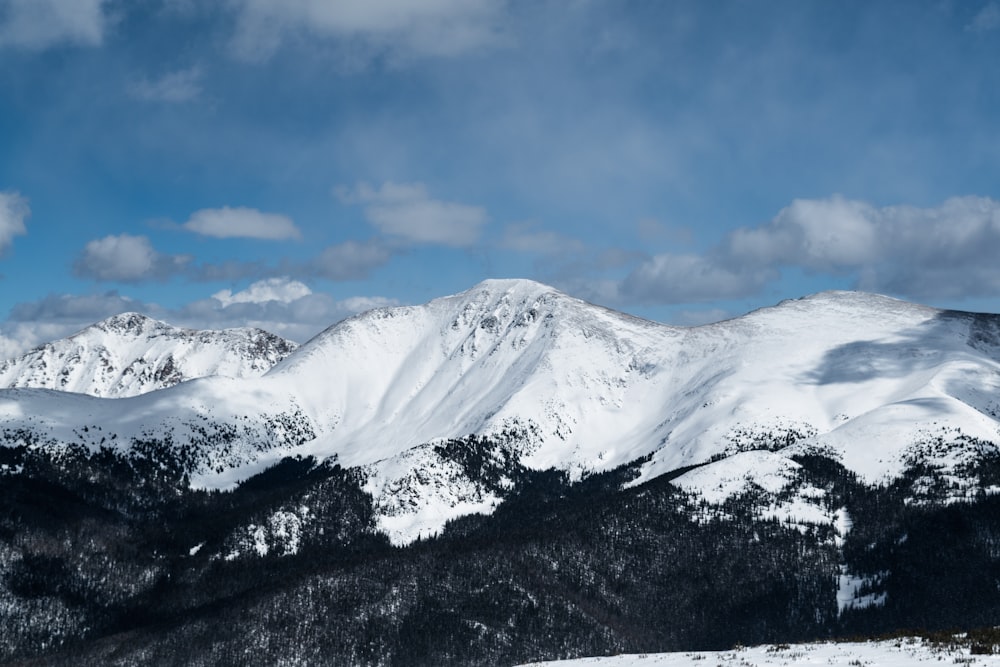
(183, 206, 302, 240)
(499, 222, 585, 257)
(190, 259, 273, 283)
(227, 0, 506, 63)
(621, 253, 776, 304)
(967, 2, 1000, 32)
(338, 182, 489, 247)
(0, 191, 29, 256)
(8, 290, 141, 324)
(304, 239, 396, 281)
(130, 67, 203, 103)
(0, 0, 111, 50)
(73, 232, 393, 285)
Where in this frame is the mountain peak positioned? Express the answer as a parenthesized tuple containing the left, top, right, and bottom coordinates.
(439, 278, 568, 314)
(462, 277, 558, 295)
(0, 314, 296, 397)
(92, 311, 168, 337)
(740, 290, 941, 329)
(789, 289, 941, 310)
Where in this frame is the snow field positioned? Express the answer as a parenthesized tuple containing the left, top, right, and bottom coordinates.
(517, 637, 1000, 666)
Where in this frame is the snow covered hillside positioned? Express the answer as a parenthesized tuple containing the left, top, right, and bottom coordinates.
(0, 312, 296, 397)
(1, 279, 998, 543)
(518, 635, 1000, 666)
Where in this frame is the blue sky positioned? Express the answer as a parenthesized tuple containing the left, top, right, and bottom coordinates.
(2, 0, 1000, 354)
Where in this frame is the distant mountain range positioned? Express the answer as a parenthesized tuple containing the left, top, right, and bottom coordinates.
(0, 312, 296, 397)
(2, 279, 999, 665)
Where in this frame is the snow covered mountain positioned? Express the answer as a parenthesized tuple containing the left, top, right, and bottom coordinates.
(517, 635, 1000, 666)
(1, 279, 998, 543)
(0, 312, 297, 397)
(4, 279, 1000, 664)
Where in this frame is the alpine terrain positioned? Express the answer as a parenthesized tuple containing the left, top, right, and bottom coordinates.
(1, 279, 999, 665)
(0, 312, 297, 397)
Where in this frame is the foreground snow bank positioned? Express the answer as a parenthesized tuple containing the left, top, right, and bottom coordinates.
(519, 637, 1000, 666)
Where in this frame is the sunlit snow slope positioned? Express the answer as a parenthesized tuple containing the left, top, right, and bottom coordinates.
(516, 636, 1000, 666)
(0, 312, 296, 397)
(1, 279, 999, 542)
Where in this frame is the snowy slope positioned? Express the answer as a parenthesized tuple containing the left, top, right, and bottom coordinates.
(1, 280, 999, 543)
(517, 636, 1000, 666)
(0, 312, 296, 397)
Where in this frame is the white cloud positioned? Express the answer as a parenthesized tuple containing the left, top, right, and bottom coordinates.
(77, 234, 156, 281)
(339, 182, 488, 247)
(0, 0, 110, 50)
(212, 276, 312, 307)
(621, 195, 1000, 304)
(726, 195, 880, 270)
(968, 2, 1000, 32)
(724, 195, 1000, 296)
(130, 67, 203, 103)
(74, 234, 191, 282)
(227, 0, 505, 62)
(0, 191, 29, 255)
(183, 206, 301, 240)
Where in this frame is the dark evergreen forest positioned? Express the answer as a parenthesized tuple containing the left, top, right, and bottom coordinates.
(2, 436, 999, 666)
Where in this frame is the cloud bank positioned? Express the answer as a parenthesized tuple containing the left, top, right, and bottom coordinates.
(621, 195, 1000, 303)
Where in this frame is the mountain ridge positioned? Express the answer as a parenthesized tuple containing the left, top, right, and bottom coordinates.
(1, 279, 998, 543)
(0, 312, 297, 397)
